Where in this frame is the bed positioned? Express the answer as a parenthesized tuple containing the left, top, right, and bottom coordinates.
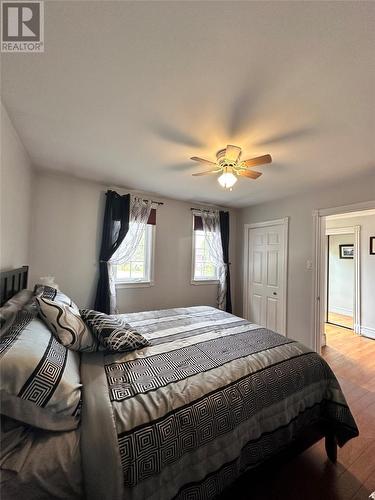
(0, 267, 359, 500)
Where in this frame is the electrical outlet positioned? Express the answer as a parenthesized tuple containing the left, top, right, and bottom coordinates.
(306, 260, 313, 270)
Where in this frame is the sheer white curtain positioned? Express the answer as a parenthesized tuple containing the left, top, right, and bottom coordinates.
(108, 196, 152, 313)
(199, 209, 226, 310)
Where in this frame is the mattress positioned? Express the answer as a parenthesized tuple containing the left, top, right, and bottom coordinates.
(80, 306, 358, 500)
(0, 305, 359, 499)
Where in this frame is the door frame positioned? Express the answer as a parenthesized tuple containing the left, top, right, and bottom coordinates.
(312, 200, 375, 353)
(243, 217, 289, 335)
(325, 225, 361, 335)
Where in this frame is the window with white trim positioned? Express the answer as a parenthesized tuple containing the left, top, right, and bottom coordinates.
(113, 224, 154, 285)
(192, 216, 218, 283)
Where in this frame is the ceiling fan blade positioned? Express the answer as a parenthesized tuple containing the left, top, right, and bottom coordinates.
(240, 154, 272, 168)
(238, 170, 262, 179)
(190, 156, 218, 167)
(225, 145, 242, 162)
(192, 169, 221, 176)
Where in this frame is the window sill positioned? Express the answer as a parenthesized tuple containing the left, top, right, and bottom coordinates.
(191, 279, 219, 286)
(115, 281, 154, 289)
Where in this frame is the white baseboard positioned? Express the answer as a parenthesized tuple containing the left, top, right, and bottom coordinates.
(328, 306, 353, 317)
(360, 325, 375, 339)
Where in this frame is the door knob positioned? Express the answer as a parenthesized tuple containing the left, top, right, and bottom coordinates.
(273, 292, 277, 296)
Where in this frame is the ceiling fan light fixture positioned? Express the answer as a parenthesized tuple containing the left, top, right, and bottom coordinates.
(191, 145, 272, 190)
(218, 168, 237, 189)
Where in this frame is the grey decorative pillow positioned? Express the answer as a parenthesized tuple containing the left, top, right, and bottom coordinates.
(0, 289, 36, 333)
(80, 309, 150, 352)
(0, 313, 82, 431)
(36, 296, 98, 352)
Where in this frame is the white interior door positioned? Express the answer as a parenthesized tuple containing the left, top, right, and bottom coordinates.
(244, 220, 288, 335)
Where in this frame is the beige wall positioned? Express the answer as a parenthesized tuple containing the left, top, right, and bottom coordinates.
(30, 170, 237, 312)
(327, 233, 355, 316)
(236, 174, 375, 348)
(326, 214, 375, 338)
(3, 100, 373, 346)
(0, 103, 33, 271)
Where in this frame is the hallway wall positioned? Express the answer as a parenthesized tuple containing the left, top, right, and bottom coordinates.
(328, 233, 354, 317)
(326, 213, 375, 339)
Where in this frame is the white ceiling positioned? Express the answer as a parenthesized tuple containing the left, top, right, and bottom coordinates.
(2, 1, 375, 207)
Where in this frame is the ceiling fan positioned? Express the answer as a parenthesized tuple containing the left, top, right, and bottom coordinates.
(191, 145, 272, 190)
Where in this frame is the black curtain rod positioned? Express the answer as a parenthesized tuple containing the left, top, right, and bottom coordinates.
(148, 200, 164, 206)
(191, 207, 221, 212)
(106, 191, 163, 205)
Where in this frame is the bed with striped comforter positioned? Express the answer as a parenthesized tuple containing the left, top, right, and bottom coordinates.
(80, 306, 358, 500)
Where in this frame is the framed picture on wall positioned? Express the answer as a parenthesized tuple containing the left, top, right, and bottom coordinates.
(370, 237, 375, 255)
(339, 244, 354, 259)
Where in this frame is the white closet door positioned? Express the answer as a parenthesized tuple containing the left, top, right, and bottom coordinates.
(245, 222, 287, 335)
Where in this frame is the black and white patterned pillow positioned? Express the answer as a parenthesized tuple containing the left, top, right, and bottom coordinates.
(36, 296, 99, 352)
(35, 285, 80, 312)
(0, 289, 35, 333)
(0, 312, 82, 431)
(80, 309, 150, 352)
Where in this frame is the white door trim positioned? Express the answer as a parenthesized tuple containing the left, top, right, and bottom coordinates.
(312, 200, 375, 353)
(243, 217, 289, 335)
(245, 218, 289, 229)
(326, 226, 358, 235)
(315, 200, 375, 217)
(325, 225, 361, 335)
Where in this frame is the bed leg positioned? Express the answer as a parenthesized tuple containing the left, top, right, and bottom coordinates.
(325, 434, 337, 463)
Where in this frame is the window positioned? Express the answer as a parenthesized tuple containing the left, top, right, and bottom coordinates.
(192, 218, 218, 283)
(113, 224, 154, 286)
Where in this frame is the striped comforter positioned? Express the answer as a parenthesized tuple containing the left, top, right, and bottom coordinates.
(81, 306, 358, 500)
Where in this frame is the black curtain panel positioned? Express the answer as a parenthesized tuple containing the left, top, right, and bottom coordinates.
(219, 211, 232, 313)
(94, 191, 130, 313)
(194, 215, 203, 231)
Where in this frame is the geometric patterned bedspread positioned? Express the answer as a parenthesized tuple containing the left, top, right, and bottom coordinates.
(81, 306, 359, 500)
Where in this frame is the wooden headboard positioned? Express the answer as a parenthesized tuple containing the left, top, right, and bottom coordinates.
(0, 266, 29, 306)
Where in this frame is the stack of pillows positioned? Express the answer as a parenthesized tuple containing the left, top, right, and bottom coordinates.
(0, 285, 150, 432)
(35, 285, 150, 353)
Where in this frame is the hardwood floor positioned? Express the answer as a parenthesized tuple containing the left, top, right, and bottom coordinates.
(328, 312, 354, 330)
(223, 324, 375, 500)
(322, 324, 375, 499)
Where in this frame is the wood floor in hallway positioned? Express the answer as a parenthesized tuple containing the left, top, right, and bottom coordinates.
(327, 312, 354, 329)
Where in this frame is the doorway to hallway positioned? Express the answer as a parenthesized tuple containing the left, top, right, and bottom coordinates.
(326, 231, 355, 331)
